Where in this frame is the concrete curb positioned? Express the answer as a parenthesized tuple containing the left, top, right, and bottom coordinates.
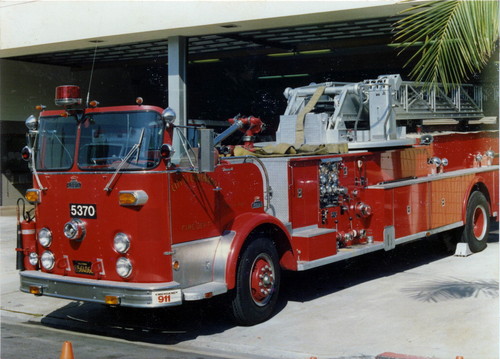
(376, 353, 433, 359)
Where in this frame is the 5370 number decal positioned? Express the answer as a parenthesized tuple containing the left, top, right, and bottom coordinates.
(69, 204, 97, 219)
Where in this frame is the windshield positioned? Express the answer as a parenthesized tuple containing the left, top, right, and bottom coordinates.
(78, 111, 163, 170)
(36, 115, 77, 170)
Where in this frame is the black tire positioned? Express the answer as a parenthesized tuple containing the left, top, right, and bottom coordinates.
(231, 237, 281, 326)
(461, 191, 490, 253)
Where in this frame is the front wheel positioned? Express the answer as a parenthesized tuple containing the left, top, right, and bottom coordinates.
(231, 237, 281, 326)
(461, 191, 490, 253)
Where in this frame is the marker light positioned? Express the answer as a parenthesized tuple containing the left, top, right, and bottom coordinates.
(38, 228, 52, 248)
(25, 189, 41, 204)
(428, 157, 442, 166)
(55, 85, 82, 106)
(160, 144, 175, 159)
(105, 295, 121, 305)
(116, 257, 133, 278)
(88, 100, 99, 108)
(29, 285, 42, 295)
(21, 146, 32, 161)
(485, 150, 495, 158)
(40, 251, 55, 270)
(113, 233, 131, 254)
(29, 252, 39, 266)
(172, 260, 180, 271)
(118, 190, 148, 206)
(136, 97, 144, 105)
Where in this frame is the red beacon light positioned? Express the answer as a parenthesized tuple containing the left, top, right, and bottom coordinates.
(55, 85, 82, 107)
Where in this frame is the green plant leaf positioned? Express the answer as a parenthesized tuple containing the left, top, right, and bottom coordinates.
(393, 0, 499, 92)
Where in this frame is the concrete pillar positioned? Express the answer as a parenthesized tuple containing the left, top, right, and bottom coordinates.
(168, 36, 187, 126)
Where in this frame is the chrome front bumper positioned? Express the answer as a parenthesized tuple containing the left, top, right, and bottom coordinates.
(20, 271, 182, 308)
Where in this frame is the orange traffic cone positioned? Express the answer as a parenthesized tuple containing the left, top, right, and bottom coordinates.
(60, 341, 74, 359)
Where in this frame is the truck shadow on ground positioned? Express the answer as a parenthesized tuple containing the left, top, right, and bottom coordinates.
(40, 224, 498, 345)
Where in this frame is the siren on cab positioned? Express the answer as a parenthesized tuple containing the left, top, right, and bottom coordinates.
(55, 85, 82, 107)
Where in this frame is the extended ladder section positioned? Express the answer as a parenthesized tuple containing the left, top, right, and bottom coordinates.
(276, 74, 483, 149)
(395, 80, 483, 120)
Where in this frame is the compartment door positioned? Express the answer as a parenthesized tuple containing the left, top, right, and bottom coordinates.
(289, 160, 319, 228)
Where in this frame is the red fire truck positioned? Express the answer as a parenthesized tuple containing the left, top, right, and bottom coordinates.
(17, 75, 498, 325)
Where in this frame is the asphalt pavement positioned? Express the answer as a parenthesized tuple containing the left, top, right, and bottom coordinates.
(1, 213, 498, 359)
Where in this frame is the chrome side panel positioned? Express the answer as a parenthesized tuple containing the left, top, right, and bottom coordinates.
(384, 225, 395, 251)
(172, 231, 235, 289)
(259, 157, 291, 224)
(213, 231, 236, 283)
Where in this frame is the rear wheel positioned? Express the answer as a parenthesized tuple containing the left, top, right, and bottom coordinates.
(231, 237, 280, 326)
(461, 191, 490, 253)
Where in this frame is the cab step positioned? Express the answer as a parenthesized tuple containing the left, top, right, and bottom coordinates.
(292, 226, 337, 262)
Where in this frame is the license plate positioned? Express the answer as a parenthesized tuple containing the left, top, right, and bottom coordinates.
(152, 290, 182, 305)
(73, 260, 94, 275)
(70, 203, 97, 219)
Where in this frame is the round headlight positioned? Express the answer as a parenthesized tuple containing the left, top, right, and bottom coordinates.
(29, 252, 39, 266)
(40, 251, 55, 270)
(113, 233, 131, 254)
(63, 219, 85, 240)
(116, 257, 132, 278)
(38, 228, 52, 248)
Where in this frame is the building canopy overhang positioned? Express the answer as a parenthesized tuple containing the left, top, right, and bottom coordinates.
(0, 1, 411, 64)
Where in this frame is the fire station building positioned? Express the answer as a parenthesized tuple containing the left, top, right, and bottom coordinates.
(0, 0, 498, 207)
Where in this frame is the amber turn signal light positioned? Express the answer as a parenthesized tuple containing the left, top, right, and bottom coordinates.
(29, 285, 42, 296)
(118, 190, 148, 206)
(104, 295, 120, 305)
(25, 189, 41, 204)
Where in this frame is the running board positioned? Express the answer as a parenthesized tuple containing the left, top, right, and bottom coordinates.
(297, 222, 464, 271)
(297, 242, 384, 271)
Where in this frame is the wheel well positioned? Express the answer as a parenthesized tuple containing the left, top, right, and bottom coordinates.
(470, 182, 491, 206)
(464, 182, 492, 223)
(247, 224, 295, 271)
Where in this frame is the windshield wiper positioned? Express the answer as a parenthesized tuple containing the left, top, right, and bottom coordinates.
(47, 130, 74, 163)
(104, 128, 145, 192)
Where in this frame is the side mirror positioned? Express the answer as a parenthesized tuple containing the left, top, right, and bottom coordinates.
(198, 128, 215, 173)
(162, 107, 176, 127)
